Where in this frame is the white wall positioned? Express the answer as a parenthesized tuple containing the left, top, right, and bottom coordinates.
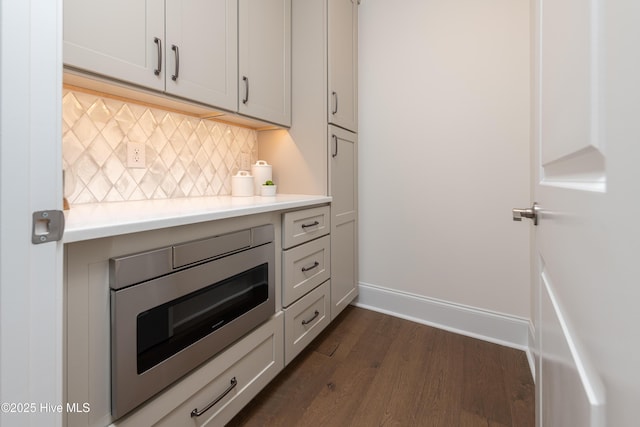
(358, 0, 531, 318)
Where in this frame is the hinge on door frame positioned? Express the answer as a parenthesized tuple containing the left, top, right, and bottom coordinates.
(32, 210, 65, 244)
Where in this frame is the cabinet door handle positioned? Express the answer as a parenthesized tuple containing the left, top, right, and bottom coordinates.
(171, 44, 180, 81)
(190, 377, 238, 418)
(153, 37, 162, 76)
(242, 76, 249, 104)
(302, 310, 320, 326)
(331, 134, 338, 158)
(301, 261, 320, 273)
(301, 221, 319, 229)
(331, 91, 338, 115)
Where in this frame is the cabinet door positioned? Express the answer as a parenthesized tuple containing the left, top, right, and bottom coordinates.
(238, 0, 291, 126)
(328, 125, 358, 320)
(165, 0, 238, 110)
(63, 0, 165, 91)
(328, 0, 358, 132)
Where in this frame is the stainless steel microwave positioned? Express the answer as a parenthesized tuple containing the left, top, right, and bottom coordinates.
(109, 224, 275, 419)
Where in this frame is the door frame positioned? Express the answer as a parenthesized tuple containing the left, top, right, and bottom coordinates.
(0, 0, 64, 425)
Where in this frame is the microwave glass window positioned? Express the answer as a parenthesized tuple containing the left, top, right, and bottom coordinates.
(136, 263, 268, 374)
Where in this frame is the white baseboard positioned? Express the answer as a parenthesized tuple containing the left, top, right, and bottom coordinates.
(353, 282, 530, 353)
(527, 321, 536, 380)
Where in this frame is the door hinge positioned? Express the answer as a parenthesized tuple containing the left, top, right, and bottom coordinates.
(32, 210, 65, 244)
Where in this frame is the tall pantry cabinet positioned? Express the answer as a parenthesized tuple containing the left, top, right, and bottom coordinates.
(328, 0, 358, 133)
(259, 0, 358, 320)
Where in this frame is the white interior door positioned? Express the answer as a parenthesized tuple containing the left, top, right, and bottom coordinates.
(531, 0, 640, 426)
(0, 1, 64, 426)
(532, 0, 606, 424)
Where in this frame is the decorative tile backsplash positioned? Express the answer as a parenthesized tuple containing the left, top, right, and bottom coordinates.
(62, 89, 258, 204)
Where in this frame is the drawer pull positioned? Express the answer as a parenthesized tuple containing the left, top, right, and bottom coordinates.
(302, 310, 320, 326)
(301, 261, 320, 273)
(301, 221, 320, 229)
(190, 377, 238, 418)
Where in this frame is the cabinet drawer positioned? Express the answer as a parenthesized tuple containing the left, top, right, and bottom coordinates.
(282, 205, 330, 249)
(284, 281, 330, 365)
(114, 312, 284, 427)
(282, 235, 330, 307)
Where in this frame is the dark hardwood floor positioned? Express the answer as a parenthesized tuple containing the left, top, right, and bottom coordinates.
(228, 306, 534, 427)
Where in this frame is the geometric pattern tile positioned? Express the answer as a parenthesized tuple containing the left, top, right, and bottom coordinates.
(62, 89, 258, 204)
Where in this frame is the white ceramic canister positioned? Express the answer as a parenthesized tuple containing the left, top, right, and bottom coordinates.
(231, 170, 254, 196)
(251, 160, 272, 194)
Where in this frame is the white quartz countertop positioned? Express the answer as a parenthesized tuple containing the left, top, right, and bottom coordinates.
(63, 194, 331, 243)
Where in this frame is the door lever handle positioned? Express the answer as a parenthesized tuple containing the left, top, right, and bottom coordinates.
(513, 202, 540, 225)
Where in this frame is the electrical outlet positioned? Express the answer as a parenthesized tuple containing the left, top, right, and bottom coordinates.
(127, 142, 146, 168)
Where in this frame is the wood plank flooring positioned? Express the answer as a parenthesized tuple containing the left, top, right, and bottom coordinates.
(227, 306, 534, 427)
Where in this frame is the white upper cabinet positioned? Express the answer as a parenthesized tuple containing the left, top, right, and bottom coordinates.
(238, 0, 291, 127)
(165, 0, 238, 110)
(327, 0, 358, 132)
(64, 0, 290, 126)
(63, 0, 165, 92)
(64, 0, 237, 109)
